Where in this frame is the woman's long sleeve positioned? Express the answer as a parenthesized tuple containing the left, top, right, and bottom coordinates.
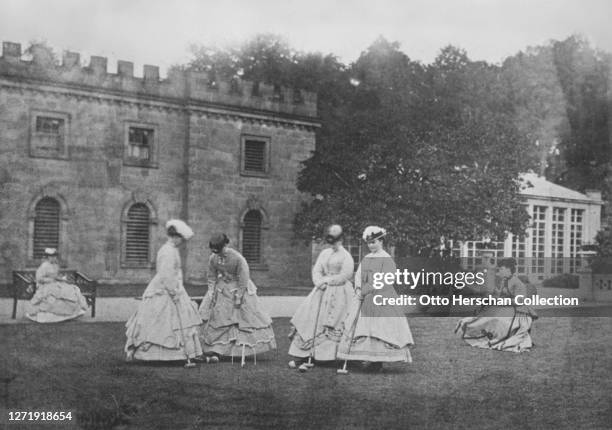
(232, 253, 251, 306)
(236, 254, 250, 293)
(156, 248, 179, 294)
(354, 263, 362, 292)
(311, 250, 328, 287)
(207, 255, 218, 291)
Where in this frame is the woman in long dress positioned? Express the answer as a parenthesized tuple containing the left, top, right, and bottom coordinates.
(125, 219, 203, 362)
(337, 226, 414, 372)
(455, 257, 537, 353)
(26, 248, 89, 323)
(288, 225, 354, 371)
(198, 233, 276, 364)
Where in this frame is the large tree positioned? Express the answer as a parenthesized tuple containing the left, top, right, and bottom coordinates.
(185, 35, 589, 251)
(295, 40, 532, 250)
(501, 36, 611, 195)
(501, 45, 567, 176)
(551, 36, 610, 193)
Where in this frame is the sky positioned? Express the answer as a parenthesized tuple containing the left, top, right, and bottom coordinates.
(1, 0, 611, 77)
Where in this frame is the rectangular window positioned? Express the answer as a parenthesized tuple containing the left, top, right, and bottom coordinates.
(128, 127, 152, 160)
(511, 233, 527, 275)
(36, 116, 63, 134)
(30, 112, 70, 159)
(551, 207, 565, 274)
(531, 206, 547, 278)
(125, 126, 154, 166)
(509, 205, 529, 275)
(569, 209, 584, 273)
(124, 123, 158, 168)
(455, 240, 504, 271)
(241, 136, 270, 177)
(244, 140, 265, 171)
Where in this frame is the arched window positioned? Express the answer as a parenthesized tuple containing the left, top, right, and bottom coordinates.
(124, 203, 151, 266)
(242, 210, 263, 264)
(33, 197, 60, 259)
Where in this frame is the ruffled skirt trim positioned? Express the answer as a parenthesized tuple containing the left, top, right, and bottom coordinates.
(456, 306, 534, 353)
(288, 326, 344, 361)
(337, 336, 412, 362)
(26, 282, 88, 323)
(200, 324, 276, 356)
(125, 292, 203, 361)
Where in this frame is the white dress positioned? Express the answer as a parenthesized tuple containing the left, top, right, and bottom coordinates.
(288, 246, 354, 360)
(125, 241, 203, 361)
(26, 261, 88, 323)
(337, 249, 414, 362)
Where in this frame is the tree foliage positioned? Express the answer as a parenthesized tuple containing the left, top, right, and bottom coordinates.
(501, 45, 568, 176)
(551, 36, 611, 193)
(296, 40, 532, 249)
(185, 33, 353, 154)
(501, 36, 611, 195)
(185, 34, 609, 253)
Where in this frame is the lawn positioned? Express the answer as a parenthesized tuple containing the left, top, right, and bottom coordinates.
(1, 317, 611, 429)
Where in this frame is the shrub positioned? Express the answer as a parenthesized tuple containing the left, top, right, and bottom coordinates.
(542, 273, 579, 289)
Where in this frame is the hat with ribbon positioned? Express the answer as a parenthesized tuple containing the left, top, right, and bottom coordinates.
(362, 226, 387, 242)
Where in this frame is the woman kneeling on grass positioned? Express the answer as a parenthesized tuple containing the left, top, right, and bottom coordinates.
(197, 233, 276, 365)
(455, 257, 538, 353)
(125, 219, 203, 364)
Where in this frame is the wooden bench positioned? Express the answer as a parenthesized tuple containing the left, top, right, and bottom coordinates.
(10, 270, 98, 319)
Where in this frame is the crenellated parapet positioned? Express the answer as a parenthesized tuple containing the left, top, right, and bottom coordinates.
(0, 41, 317, 118)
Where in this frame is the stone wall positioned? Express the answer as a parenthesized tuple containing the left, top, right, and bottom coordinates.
(185, 113, 316, 287)
(0, 84, 186, 284)
(0, 41, 319, 289)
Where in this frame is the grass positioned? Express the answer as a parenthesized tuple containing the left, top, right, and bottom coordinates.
(1, 317, 611, 429)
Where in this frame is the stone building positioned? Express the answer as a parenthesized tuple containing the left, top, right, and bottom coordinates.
(0, 41, 319, 289)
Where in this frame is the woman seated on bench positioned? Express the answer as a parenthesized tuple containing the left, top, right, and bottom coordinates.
(26, 248, 89, 323)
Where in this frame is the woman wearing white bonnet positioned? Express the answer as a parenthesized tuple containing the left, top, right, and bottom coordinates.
(288, 224, 355, 371)
(337, 225, 414, 372)
(125, 219, 203, 364)
(26, 247, 89, 323)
